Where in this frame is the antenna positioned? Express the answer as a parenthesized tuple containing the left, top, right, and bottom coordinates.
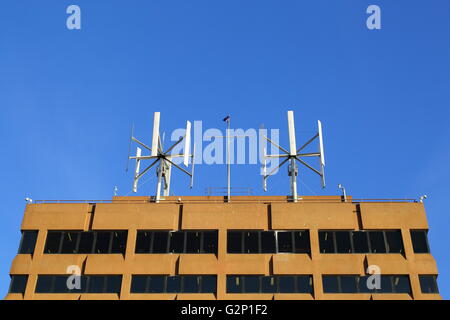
(262, 110, 326, 202)
(128, 112, 195, 203)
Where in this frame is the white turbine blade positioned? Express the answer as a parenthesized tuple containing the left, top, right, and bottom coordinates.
(318, 120, 325, 167)
(183, 120, 191, 167)
(262, 147, 267, 191)
(151, 112, 160, 157)
(287, 110, 297, 156)
(133, 147, 142, 192)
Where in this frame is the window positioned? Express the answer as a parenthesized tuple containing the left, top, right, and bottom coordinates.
(185, 232, 201, 253)
(44, 231, 127, 254)
(135, 231, 152, 253)
(35, 275, 121, 294)
(261, 231, 276, 253)
(278, 276, 295, 293)
(261, 276, 277, 293)
(131, 275, 148, 293)
(152, 232, 169, 253)
(244, 276, 260, 293)
(94, 232, 111, 254)
(202, 231, 218, 253)
(111, 231, 127, 254)
(392, 275, 411, 294)
(201, 276, 217, 293)
(385, 231, 404, 253)
(319, 231, 335, 253)
(18, 231, 38, 254)
(130, 275, 216, 294)
(183, 276, 200, 293)
(322, 275, 411, 294)
(411, 230, 430, 253)
(277, 232, 293, 253)
(226, 275, 313, 294)
(294, 231, 310, 253)
(61, 232, 79, 254)
(419, 275, 439, 294)
(227, 232, 242, 253)
(44, 232, 63, 254)
(9, 275, 28, 294)
(78, 232, 94, 253)
(352, 232, 369, 253)
(368, 231, 387, 253)
(244, 231, 259, 253)
(227, 276, 243, 293)
(169, 231, 185, 253)
(335, 231, 352, 253)
(297, 276, 313, 294)
(167, 276, 181, 293)
(322, 276, 339, 293)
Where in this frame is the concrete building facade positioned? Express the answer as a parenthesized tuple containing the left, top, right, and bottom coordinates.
(6, 195, 441, 300)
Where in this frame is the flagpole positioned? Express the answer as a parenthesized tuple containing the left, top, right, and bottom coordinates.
(227, 117, 231, 203)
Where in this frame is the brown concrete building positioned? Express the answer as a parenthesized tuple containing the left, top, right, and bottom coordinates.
(5, 195, 440, 300)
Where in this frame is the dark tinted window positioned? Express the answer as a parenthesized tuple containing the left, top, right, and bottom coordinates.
(335, 231, 352, 253)
(9, 275, 28, 293)
(369, 231, 386, 253)
(340, 276, 357, 293)
(186, 232, 201, 253)
(392, 275, 410, 294)
(322, 276, 339, 293)
(419, 275, 439, 294)
(169, 231, 185, 253)
(78, 232, 94, 253)
(183, 276, 200, 293)
(357, 276, 372, 293)
(261, 231, 276, 253)
(53, 275, 69, 293)
(411, 230, 429, 253)
(88, 276, 105, 293)
(94, 232, 111, 254)
(111, 231, 127, 254)
(106, 276, 122, 293)
(166, 276, 181, 293)
(201, 276, 216, 293)
(319, 231, 335, 253)
(135, 231, 151, 253)
(244, 231, 259, 253)
(278, 276, 295, 293)
(35, 275, 53, 293)
(378, 276, 393, 293)
(385, 231, 403, 253)
(294, 231, 310, 253)
(352, 232, 369, 253)
(277, 232, 293, 253)
(226, 276, 242, 293)
(227, 232, 242, 253)
(131, 276, 148, 293)
(261, 276, 276, 293)
(148, 276, 165, 293)
(244, 276, 260, 293)
(202, 231, 218, 253)
(153, 231, 169, 253)
(19, 231, 38, 254)
(61, 232, 79, 254)
(298, 276, 313, 294)
(44, 232, 62, 254)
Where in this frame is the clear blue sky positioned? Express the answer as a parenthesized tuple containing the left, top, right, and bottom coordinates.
(1, 0, 449, 298)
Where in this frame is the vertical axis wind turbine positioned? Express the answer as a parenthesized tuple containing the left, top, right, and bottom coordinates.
(262, 110, 325, 202)
(127, 112, 195, 203)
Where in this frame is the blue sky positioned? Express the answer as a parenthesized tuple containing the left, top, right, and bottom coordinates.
(0, 0, 449, 298)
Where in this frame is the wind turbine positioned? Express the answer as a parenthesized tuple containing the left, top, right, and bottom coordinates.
(127, 112, 195, 203)
(262, 110, 326, 202)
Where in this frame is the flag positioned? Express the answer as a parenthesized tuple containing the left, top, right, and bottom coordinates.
(223, 115, 230, 122)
